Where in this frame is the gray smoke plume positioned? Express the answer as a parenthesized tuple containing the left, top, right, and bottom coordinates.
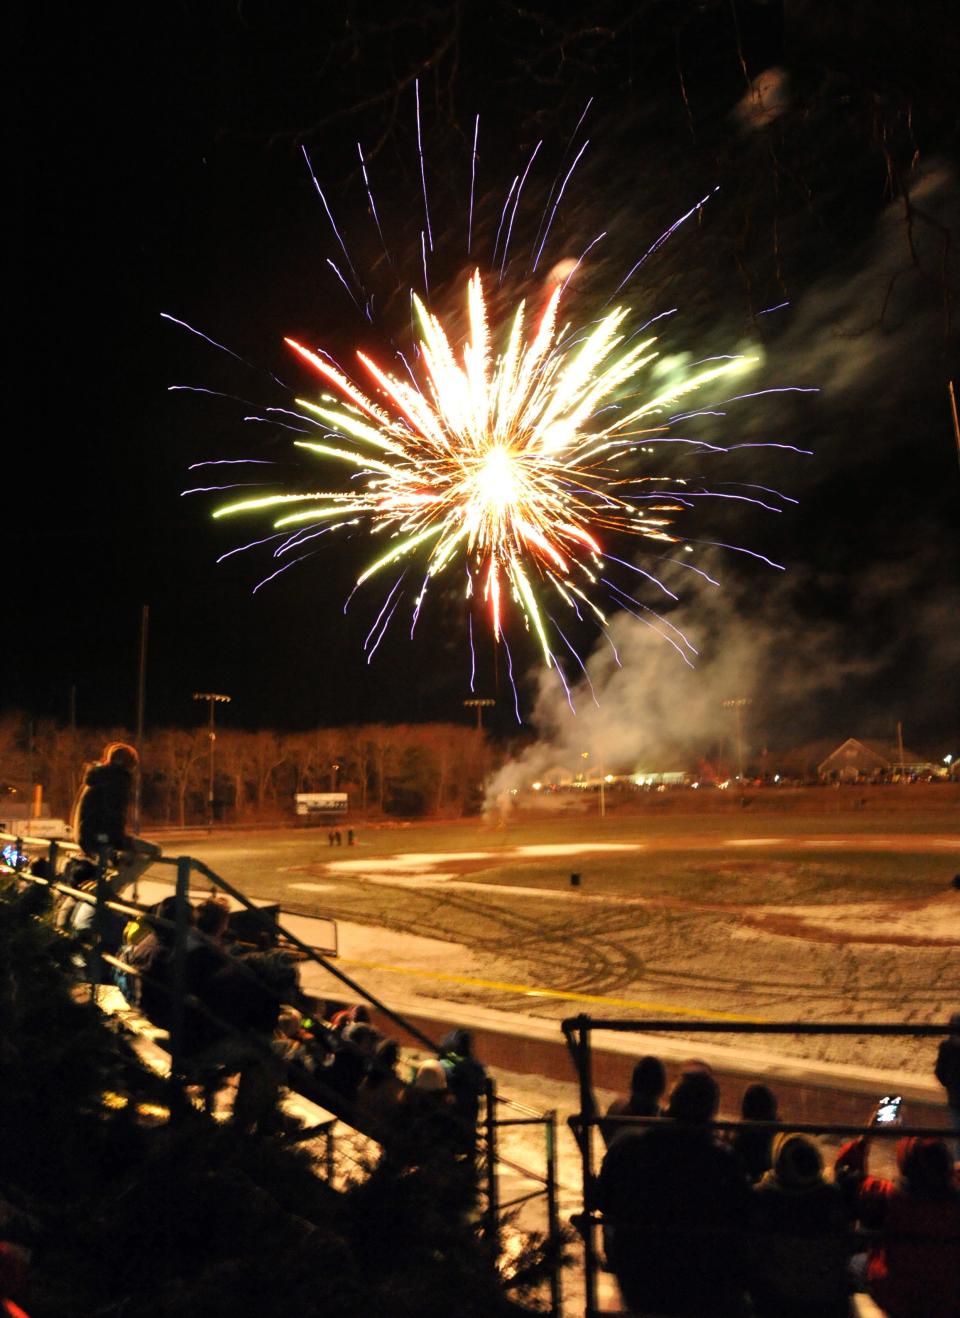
(486, 165, 959, 805)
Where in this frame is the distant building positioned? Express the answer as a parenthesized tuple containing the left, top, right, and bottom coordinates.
(817, 737, 931, 782)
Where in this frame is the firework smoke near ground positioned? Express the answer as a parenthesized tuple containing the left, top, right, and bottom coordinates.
(11, 2, 959, 751)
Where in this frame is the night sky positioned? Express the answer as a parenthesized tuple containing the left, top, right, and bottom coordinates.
(10, 2, 959, 751)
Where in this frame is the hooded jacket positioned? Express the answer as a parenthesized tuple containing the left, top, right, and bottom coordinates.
(749, 1134, 853, 1317)
(74, 763, 132, 857)
(835, 1136, 960, 1318)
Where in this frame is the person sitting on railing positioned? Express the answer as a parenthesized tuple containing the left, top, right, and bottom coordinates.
(71, 743, 160, 894)
(730, 1083, 779, 1184)
(600, 1054, 667, 1148)
(747, 1133, 854, 1318)
(597, 1068, 751, 1318)
(835, 1132, 960, 1318)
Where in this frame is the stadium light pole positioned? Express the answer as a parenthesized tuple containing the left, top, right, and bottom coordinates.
(463, 697, 495, 733)
(193, 692, 231, 827)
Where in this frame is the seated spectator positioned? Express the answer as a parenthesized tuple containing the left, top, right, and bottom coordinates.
(731, 1082, 779, 1183)
(835, 1133, 960, 1318)
(357, 1038, 407, 1134)
(180, 897, 233, 1100)
(600, 1054, 667, 1147)
(748, 1133, 854, 1317)
(597, 1068, 751, 1317)
(341, 1018, 382, 1054)
(330, 1003, 371, 1034)
(132, 897, 191, 1025)
(439, 1028, 487, 1153)
(935, 1013, 960, 1160)
(395, 1060, 462, 1165)
(202, 949, 306, 1133)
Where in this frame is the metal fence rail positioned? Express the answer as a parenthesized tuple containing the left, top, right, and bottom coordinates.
(2, 831, 566, 1312)
(562, 1013, 959, 1318)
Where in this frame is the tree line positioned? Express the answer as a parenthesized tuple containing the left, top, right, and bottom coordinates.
(0, 712, 497, 825)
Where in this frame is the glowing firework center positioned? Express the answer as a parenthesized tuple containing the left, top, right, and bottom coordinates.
(213, 271, 757, 668)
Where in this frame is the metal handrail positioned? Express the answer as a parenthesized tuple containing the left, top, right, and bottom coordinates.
(562, 1013, 960, 1318)
(2, 830, 441, 1055)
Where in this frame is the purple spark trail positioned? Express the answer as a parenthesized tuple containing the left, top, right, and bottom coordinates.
(467, 115, 479, 255)
(611, 186, 718, 300)
(533, 138, 590, 272)
(414, 79, 433, 251)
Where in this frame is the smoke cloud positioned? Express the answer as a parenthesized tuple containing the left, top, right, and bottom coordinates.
(487, 166, 960, 803)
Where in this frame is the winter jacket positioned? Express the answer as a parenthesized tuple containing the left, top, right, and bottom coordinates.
(600, 1093, 662, 1147)
(748, 1171, 853, 1316)
(835, 1137, 960, 1318)
(74, 763, 132, 857)
(598, 1123, 751, 1316)
(936, 1037, 960, 1109)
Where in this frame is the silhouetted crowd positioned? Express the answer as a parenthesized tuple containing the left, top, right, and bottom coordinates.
(597, 1055, 960, 1318)
(110, 893, 487, 1152)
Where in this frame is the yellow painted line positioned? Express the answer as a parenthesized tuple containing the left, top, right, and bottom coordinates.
(336, 957, 765, 1023)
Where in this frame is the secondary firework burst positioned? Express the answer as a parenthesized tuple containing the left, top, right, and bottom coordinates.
(212, 269, 758, 669)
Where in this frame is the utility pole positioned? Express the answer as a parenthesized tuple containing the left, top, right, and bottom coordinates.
(581, 750, 607, 818)
(192, 692, 231, 828)
(722, 698, 751, 783)
(133, 605, 149, 836)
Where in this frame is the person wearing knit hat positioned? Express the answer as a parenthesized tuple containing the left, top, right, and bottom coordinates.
(413, 1058, 448, 1091)
(835, 1131, 960, 1318)
(597, 1066, 750, 1316)
(748, 1134, 853, 1317)
(394, 1057, 460, 1166)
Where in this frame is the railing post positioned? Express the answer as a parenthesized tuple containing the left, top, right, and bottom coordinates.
(573, 1018, 598, 1318)
(325, 1128, 335, 1183)
(545, 1108, 562, 1318)
(484, 1077, 500, 1250)
(89, 847, 109, 992)
(47, 840, 59, 884)
(167, 855, 192, 1121)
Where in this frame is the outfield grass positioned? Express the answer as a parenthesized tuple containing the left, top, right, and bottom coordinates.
(298, 804, 958, 859)
(456, 850, 954, 904)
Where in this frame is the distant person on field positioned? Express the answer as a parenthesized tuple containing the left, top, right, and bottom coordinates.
(731, 1083, 779, 1184)
(72, 743, 160, 892)
(935, 1013, 960, 1160)
(600, 1054, 667, 1147)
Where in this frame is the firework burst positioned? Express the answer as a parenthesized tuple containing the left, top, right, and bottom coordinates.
(212, 270, 759, 670)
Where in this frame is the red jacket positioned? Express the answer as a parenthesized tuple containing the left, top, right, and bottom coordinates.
(836, 1137, 960, 1318)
